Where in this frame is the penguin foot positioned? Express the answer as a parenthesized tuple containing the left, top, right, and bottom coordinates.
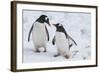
(35, 50, 40, 53)
(54, 53, 60, 57)
(64, 55, 69, 59)
(43, 50, 47, 52)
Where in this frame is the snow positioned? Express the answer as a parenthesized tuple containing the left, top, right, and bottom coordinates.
(22, 10, 91, 63)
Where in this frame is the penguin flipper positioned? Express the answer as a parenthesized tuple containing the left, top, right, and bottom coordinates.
(52, 36, 55, 45)
(45, 26, 49, 41)
(63, 28, 77, 46)
(69, 43, 73, 49)
(28, 25, 33, 42)
(68, 35, 77, 45)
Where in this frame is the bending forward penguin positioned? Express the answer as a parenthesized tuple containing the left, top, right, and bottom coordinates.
(52, 23, 77, 59)
(28, 15, 51, 53)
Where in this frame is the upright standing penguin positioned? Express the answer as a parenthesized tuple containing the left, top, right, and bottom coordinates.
(52, 23, 77, 59)
(28, 15, 50, 52)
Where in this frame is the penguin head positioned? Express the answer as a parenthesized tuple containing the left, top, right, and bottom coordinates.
(53, 23, 62, 28)
(53, 23, 64, 32)
(36, 15, 51, 26)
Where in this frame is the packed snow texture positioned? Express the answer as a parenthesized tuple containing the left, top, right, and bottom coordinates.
(22, 10, 91, 63)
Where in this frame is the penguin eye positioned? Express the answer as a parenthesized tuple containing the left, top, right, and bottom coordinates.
(45, 17, 48, 21)
(57, 23, 60, 26)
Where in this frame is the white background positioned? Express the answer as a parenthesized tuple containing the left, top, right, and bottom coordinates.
(0, 0, 99, 73)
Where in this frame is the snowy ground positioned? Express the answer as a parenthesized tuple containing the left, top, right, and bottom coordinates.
(22, 10, 91, 63)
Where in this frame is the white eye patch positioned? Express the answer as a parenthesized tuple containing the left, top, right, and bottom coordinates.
(58, 23, 62, 26)
(45, 17, 48, 21)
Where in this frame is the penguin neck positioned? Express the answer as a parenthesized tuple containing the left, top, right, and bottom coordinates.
(36, 19, 44, 23)
(35, 22, 45, 27)
(56, 26, 64, 32)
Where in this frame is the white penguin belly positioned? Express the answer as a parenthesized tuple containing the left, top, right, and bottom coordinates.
(32, 22, 47, 47)
(55, 32, 69, 55)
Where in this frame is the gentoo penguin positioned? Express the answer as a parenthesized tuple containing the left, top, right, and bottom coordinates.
(52, 23, 77, 59)
(28, 15, 50, 52)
